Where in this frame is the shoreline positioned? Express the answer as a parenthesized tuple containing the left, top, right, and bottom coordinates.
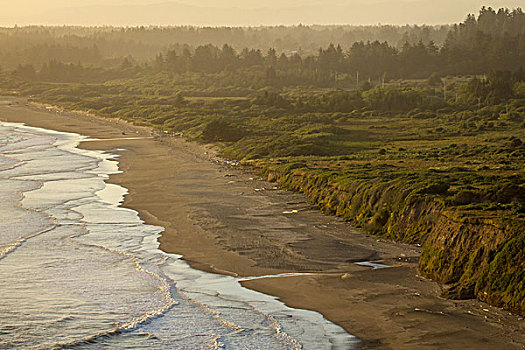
(1, 120, 352, 348)
(1, 97, 523, 349)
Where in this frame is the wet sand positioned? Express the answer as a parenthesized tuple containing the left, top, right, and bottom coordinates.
(1, 97, 523, 349)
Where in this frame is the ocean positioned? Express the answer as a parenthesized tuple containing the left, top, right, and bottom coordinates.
(0, 121, 357, 349)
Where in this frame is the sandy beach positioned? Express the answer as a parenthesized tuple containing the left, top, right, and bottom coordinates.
(1, 97, 523, 349)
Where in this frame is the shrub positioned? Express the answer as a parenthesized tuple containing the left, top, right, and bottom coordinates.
(428, 72, 443, 86)
(420, 182, 450, 195)
(486, 183, 525, 204)
(201, 118, 247, 142)
(454, 190, 482, 205)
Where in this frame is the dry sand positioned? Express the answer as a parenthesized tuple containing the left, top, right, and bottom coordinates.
(1, 97, 523, 349)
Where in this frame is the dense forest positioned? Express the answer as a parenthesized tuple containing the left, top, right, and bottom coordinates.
(1, 7, 524, 317)
(150, 7, 525, 81)
(0, 24, 450, 69)
(4, 7, 524, 87)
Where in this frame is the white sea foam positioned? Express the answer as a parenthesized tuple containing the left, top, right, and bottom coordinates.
(0, 121, 357, 349)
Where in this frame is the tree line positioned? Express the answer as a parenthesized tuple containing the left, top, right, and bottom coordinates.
(0, 23, 450, 69)
(151, 7, 524, 84)
(7, 7, 525, 88)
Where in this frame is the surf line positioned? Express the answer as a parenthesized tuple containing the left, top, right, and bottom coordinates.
(0, 158, 58, 261)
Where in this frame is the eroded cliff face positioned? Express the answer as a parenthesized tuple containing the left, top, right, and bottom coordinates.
(262, 167, 525, 316)
(420, 212, 524, 314)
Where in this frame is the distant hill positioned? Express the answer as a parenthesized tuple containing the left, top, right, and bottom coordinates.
(3, 0, 518, 26)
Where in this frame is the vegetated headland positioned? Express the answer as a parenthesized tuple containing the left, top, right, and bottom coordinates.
(1, 7, 524, 316)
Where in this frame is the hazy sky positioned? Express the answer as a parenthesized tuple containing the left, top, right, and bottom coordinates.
(3, 0, 525, 26)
